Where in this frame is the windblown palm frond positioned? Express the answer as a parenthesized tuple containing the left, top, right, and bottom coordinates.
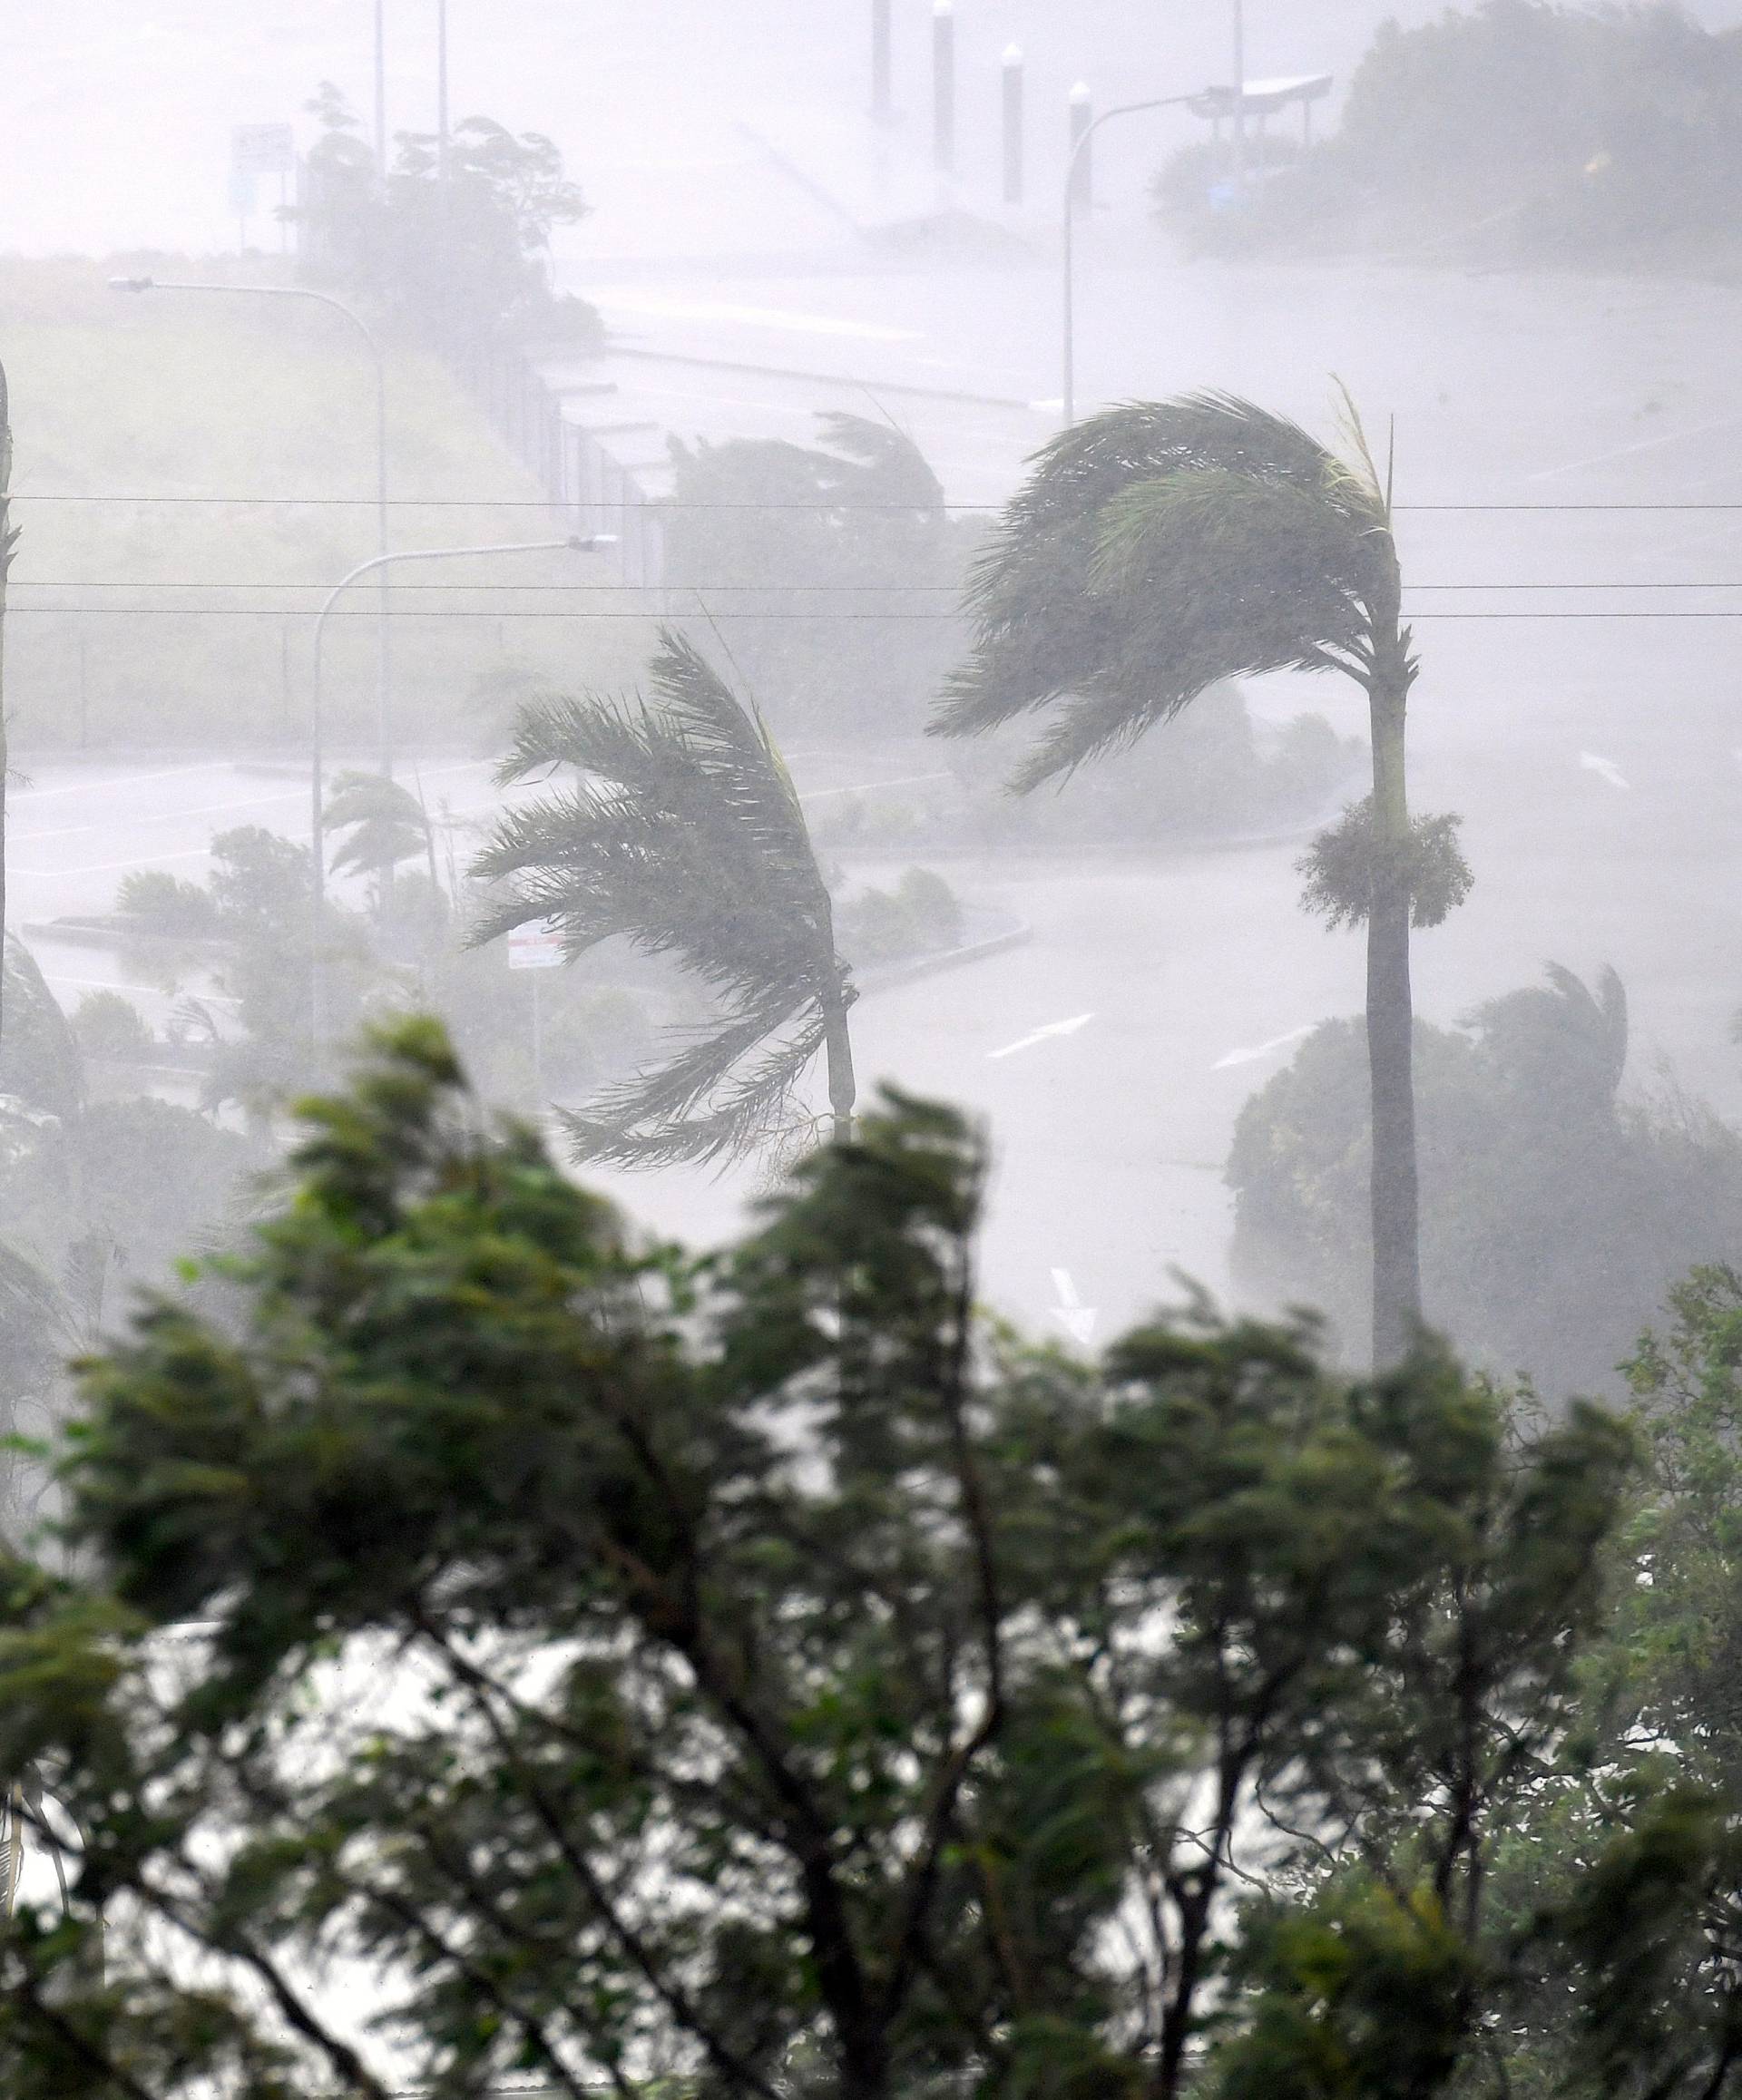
(324, 770, 435, 882)
(811, 411, 945, 513)
(472, 629, 853, 1167)
(1469, 963, 1629, 1107)
(933, 393, 1395, 788)
(0, 939, 82, 1124)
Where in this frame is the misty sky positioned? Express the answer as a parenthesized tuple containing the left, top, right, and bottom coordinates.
(9, 0, 1737, 259)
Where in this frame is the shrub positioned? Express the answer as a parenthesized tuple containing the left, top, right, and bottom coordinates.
(835, 868, 964, 966)
(71, 991, 154, 1064)
(1228, 965, 1742, 1393)
(1159, 1, 1742, 264)
(659, 414, 983, 743)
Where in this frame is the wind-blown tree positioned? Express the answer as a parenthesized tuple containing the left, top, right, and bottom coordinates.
(662, 412, 981, 744)
(473, 629, 856, 1164)
(934, 393, 1469, 1363)
(0, 1021, 1682, 2100)
(325, 770, 440, 900)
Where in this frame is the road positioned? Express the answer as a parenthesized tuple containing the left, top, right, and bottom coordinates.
(9, 700, 1737, 1356)
(7, 0, 1742, 1350)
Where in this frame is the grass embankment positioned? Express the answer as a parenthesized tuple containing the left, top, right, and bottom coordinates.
(1, 259, 655, 754)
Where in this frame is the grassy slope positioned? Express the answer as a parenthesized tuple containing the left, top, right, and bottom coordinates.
(2, 259, 654, 754)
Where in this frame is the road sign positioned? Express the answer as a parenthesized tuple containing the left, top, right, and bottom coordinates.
(231, 123, 295, 178)
(508, 919, 565, 971)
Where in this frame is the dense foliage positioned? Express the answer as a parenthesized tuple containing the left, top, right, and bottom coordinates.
(1160, 0, 1742, 265)
(661, 414, 982, 744)
(1228, 965, 1742, 1395)
(296, 81, 599, 349)
(12, 1020, 1739, 2100)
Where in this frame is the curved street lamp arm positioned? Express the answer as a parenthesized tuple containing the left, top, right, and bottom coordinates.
(107, 277, 385, 366)
(1061, 93, 1206, 426)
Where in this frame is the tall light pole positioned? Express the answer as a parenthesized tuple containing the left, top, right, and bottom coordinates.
(871, 0, 893, 122)
(436, 0, 450, 184)
(1231, 0, 1247, 195)
(374, 0, 387, 173)
(108, 276, 396, 774)
(1061, 94, 1204, 425)
(306, 533, 614, 1044)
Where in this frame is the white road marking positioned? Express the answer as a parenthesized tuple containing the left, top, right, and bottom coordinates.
(598, 290, 923, 341)
(10, 847, 213, 879)
(1527, 413, 1742, 482)
(799, 771, 953, 803)
(1050, 1267, 1100, 1347)
(1579, 750, 1630, 790)
(1212, 1022, 1317, 1071)
(39, 973, 222, 1001)
(9, 761, 230, 804)
(988, 1012, 1095, 1060)
(15, 787, 307, 844)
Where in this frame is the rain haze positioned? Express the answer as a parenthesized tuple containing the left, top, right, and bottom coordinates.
(6, 3, 1742, 2082)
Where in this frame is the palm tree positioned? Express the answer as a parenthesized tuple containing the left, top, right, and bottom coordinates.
(324, 769, 441, 901)
(472, 629, 856, 1166)
(934, 392, 1461, 1364)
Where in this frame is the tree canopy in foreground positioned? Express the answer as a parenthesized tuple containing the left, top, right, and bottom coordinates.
(0, 1021, 1738, 2100)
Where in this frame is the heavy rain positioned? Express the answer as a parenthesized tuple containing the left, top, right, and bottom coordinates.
(2, 5, 1741, 2095)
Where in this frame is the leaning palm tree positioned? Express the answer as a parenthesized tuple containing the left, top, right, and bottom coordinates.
(933, 393, 1467, 1365)
(472, 630, 856, 1166)
(324, 769, 440, 900)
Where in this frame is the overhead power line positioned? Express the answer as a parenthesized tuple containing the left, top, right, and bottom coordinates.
(13, 606, 1742, 624)
(16, 493, 1742, 514)
(15, 580, 1742, 593)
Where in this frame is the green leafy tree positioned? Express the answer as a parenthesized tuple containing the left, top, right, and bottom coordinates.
(325, 771, 438, 896)
(1165, 1, 1742, 265)
(474, 629, 857, 1161)
(935, 393, 1468, 1365)
(297, 82, 595, 349)
(121, 825, 382, 1116)
(1229, 965, 1742, 1395)
(662, 413, 978, 743)
(0, 1020, 1681, 2100)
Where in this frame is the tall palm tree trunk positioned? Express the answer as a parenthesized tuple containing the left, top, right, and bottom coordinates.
(1365, 614, 1421, 1364)
(822, 989, 856, 1145)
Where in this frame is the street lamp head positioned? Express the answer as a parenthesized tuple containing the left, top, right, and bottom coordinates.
(568, 532, 620, 552)
(107, 276, 156, 293)
(1069, 81, 1092, 107)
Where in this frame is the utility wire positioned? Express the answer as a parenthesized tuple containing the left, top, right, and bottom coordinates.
(17, 493, 1742, 513)
(13, 606, 1742, 623)
(13, 580, 1742, 593)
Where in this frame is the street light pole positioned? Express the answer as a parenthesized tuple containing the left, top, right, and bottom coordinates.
(306, 534, 614, 1046)
(107, 276, 395, 774)
(373, 0, 387, 174)
(1231, 0, 1247, 195)
(436, 0, 450, 186)
(1061, 95, 1201, 425)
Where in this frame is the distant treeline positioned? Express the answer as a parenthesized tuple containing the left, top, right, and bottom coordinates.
(1159, 0, 1742, 268)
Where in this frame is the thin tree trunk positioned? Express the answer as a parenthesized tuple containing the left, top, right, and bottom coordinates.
(822, 985, 857, 1145)
(1365, 631, 1422, 1365)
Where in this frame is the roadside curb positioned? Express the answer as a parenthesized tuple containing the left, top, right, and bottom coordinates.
(855, 921, 1032, 998)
